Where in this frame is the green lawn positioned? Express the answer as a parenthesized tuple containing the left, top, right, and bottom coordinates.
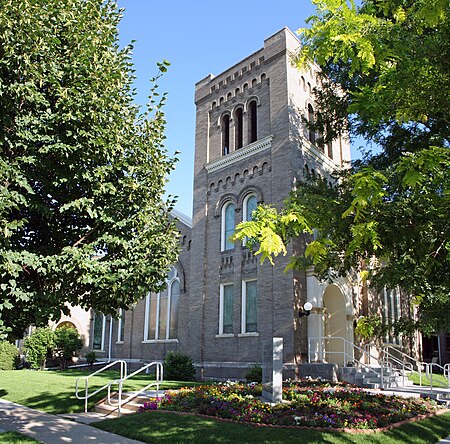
(0, 369, 197, 414)
(409, 372, 449, 388)
(94, 410, 450, 444)
(0, 432, 39, 443)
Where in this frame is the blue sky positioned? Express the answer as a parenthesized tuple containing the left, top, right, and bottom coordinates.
(116, 1, 336, 217)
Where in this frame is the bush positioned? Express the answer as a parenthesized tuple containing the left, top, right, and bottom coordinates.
(0, 341, 19, 370)
(23, 327, 55, 370)
(244, 363, 262, 383)
(54, 326, 83, 370)
(85, 351, 97, 368)
(163, 351, 196, 381)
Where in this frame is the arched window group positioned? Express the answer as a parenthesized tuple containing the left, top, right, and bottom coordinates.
(221, 99, 258, 156)
(144, 267, 180, 341)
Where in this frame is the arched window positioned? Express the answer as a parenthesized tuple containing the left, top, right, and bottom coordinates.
(227, 92, 232, 101)
(234, 107, 243, 149)
(307, 104, 315, 145)
(251, 78, 257, 87)
(221, 202, 235, 251)
(235, 88, 240, 96)
(222, 114, 230, 155)
(261, 73, 266, 82)
(248, 100, 257, 143)
(244, 194, 258, 222)
(144, 267, 180, 341)
(301, 76, 306, 91)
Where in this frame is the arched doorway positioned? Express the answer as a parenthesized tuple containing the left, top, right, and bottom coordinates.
(56, 321, 78, 331)
(323, 285, 347, 365)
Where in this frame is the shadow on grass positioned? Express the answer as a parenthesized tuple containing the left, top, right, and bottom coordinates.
(0, 389, 8, 397)
(94, 411, 450, 444)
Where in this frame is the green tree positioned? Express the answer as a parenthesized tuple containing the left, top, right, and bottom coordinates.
(54, 326, 83, 370)
(0, 0, 180, 340)
(234, 0, 449, 334)
(23, 327, 55, 370)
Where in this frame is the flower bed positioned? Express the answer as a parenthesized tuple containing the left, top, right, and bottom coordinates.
(139, 379, 440, 430)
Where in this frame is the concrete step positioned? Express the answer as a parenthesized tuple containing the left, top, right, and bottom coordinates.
(94, 392, 151, 417)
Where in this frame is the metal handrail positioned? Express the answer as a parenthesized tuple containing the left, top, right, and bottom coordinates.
(424, 362, 450, 391)
(107, 361, 163, 417)
(308, 336, 388, 388)
(381, 347, 416, 387)
(75, 360, 127, 413)
(382, 345, 424, 387)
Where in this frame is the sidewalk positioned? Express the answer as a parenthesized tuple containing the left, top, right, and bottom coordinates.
(0, 399, 144, 444)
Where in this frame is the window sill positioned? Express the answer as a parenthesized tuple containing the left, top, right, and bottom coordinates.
(142, 339, 179, 344)
(237, 332, 259, 337)
(116, 341, 124, 344)
(215, 334, 235, 338)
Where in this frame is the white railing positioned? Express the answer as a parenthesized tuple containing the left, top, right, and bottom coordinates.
(424, 362, 450, 391)
(381, 346, 417, 387)
(308, 336, 388, 388)
(75, 360, 127, 413)
(107, 361, 163, 417)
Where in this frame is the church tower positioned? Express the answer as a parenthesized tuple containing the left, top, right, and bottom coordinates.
(188, 28, 350, 378)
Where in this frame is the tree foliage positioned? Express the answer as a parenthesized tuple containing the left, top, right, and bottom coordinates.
(234, 0, 449, 334)
(54, 326, 83, 370)
(0, 0, 180, 340)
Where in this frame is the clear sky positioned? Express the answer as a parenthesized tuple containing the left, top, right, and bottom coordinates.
(115, 1, 333, 217)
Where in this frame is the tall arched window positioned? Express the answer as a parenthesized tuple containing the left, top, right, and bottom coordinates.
(144, 267, 180, 341)
(234, 108, 243, 149)
(221, 202, 235, 251)
(222, 114, 230, 155)
(248, 100, 257, 144)
(244, 194, 258, 222)
(307, 104, 315, 145)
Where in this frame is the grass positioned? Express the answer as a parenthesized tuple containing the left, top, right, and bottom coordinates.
(0, 432, 39, 443)
(0, 369, 198, 414)
(409, 372, 449, 388)
(94, 410, 450, 444)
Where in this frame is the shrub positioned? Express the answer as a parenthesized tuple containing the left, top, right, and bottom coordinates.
(0, 341, 19, 370)
(163, 351, 196, 381)
(23, 327, 55, 370)
(245, 363, 262, 383)
(85, 351, 97, 368)
(54, 326, 83, 370)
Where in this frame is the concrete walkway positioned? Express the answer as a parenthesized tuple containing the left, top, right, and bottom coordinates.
(0, 399, 144, 444)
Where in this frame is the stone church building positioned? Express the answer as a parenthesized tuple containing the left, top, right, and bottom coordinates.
(58, 28, 448, 377)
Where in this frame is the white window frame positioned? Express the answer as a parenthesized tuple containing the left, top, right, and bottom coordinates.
(221, 201, 235, 251)
(240, 279, 259, 336)
(92, 313, 106, 351)
(117, 308, 125, 343)
(143, 268, 180, 343)
(217, 283, 234, 337)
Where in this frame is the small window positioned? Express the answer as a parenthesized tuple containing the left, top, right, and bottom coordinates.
(234, 108, 243, 149)
(227, 92, 232, 101)
(219, 284, 234, 335)
(248, 100, 257, 143)
(212, 101, 216, 109)
(222, 114, 230, 156)
(301, 76, 306, 91)
(92, 313, 105, 350)
(327, 141, 333, 159)
(308, 104, 315, 145)
(219, 97, 224, 105)
(235, 88, 240, 96)
(252, 78, 257, 87)
(221, 202, 235, 251)
(243, 83, 248, 91)
(117, 309, 125, 343)
(242, 280, 257, 333)
(261, 73, 266, 82)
